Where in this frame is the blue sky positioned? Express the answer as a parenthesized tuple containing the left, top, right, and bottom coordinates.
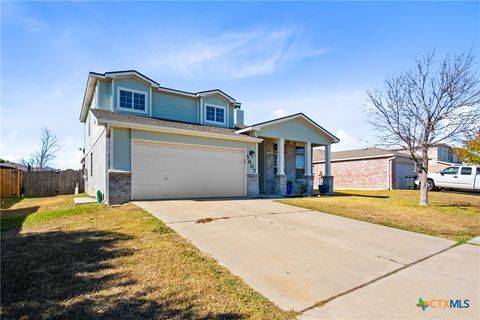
(1, 1, 479, 169)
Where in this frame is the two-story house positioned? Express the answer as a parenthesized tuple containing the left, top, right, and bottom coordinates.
(80, 70, 339, 204)
(427, 144, 460, 172)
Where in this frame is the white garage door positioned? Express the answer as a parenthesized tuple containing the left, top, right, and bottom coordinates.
(396, 161, 415, 189)
(132, 141, 246, 200)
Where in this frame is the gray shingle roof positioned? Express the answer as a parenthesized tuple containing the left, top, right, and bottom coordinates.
(90, 109, 245, 137)
(313, 147, 414, 162)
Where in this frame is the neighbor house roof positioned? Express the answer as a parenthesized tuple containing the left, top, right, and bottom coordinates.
(236, 113, 340, 143)
(313, 147, 418, 163)
(80, 70, 240, 122)
(90, 109, 262, 143)
(0, 162, 28, 171)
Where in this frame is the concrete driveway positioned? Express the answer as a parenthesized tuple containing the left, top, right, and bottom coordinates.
(136, 198, 479, 319)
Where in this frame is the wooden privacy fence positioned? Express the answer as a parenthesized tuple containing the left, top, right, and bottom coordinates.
(0, 168, 21, 197)
(21, 169, 85, 197)
(1, 169, 85, 198)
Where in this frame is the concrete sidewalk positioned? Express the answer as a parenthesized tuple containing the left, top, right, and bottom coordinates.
(136, 199, 479, 319)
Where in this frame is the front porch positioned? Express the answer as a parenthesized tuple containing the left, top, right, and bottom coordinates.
(239, 113, 339, 197)
(257, 138, 333, 196)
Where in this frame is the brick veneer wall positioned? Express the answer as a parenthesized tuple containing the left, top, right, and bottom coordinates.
(313, 157, 395, 189)
(108, 171, 132, 204)
(247, 174, 259, 197)
(264, 138, 276, 194)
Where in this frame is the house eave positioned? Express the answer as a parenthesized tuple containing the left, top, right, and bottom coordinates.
(80, 72, 105, 122)
(92, 114, 263, 144)
(237, 113, 340, 143)
(80, 70, 243, 123)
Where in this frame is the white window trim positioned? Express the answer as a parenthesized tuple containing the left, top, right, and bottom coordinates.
(117, 86, 148, 114)
(204, 103, 227, 125)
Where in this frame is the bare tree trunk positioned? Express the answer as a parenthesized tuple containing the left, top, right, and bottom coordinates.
(419, 147, 429, 206)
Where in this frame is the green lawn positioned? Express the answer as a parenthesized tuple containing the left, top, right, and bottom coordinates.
(279, 190, 480, 243)
(1, 195, 295, 319)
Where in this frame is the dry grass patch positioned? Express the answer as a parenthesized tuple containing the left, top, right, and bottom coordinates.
(1, 195, 295, 319)
(279, 190, 480, 243)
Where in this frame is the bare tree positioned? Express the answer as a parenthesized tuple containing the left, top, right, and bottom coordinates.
(21, 128, 60, 170)
(366, 51, 480, 206)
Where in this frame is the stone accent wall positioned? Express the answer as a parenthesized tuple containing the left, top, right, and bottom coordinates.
(247, 174, 259, 197)
(323, 176, 334, 195)
(306, 175, 314, 195)
(108, 171, 132, 205)
(275, 174, 287, 195)
(313, 157, 395, 190)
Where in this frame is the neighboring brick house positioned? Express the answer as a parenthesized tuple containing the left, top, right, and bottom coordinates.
(313, 148, 419, 190)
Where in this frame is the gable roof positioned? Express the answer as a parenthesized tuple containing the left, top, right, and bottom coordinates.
(80, 70, 240, 122)
(90, 109, 261, 143)
(313, 147, 418, 162)
(236, 113, 340, 143)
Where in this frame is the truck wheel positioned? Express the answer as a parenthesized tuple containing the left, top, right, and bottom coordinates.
(427, 179, 435, 191)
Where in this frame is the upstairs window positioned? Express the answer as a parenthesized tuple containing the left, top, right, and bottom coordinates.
(118, 88, 146, 113)
(205, 105, 226, 124)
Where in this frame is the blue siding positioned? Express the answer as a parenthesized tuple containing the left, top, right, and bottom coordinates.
(228, 105, 234, 127)
(97, 80, 111, 110)
(203, 95, 233, 128)
(203, 95, 227, 107)
(113, 78, 151, 116)
(256, 118, 332, 145)
(152, 91, 198, 123)
(96, 76, 242, 128)
(112, 127, 131, 170)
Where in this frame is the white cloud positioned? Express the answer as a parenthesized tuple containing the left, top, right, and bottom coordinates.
(142, 27, 328, 81)
(243, 88, 373, 151)
(332, 129, 363, 151)
(273, 108, 287, 118)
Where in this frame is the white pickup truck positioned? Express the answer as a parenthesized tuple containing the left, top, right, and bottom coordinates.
(419, 165, 480, 192)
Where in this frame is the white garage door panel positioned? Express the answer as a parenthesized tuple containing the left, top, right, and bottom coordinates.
(132, 142, 245, 199)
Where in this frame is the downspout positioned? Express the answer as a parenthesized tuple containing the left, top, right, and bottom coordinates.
(104, 124, 111, 204)
(387, 156, 395, 190)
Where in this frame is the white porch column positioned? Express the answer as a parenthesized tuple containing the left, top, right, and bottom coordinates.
(278, 138, 285, 175)
(305, 141, 312, 175)
(325, 144, 332, 176)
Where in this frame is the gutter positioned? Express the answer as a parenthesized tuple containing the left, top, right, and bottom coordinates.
(94, 118, 263, 144)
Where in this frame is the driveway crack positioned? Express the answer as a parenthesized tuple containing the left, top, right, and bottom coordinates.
(167, 210, 311, 225)
(299, 243, 460, 314)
